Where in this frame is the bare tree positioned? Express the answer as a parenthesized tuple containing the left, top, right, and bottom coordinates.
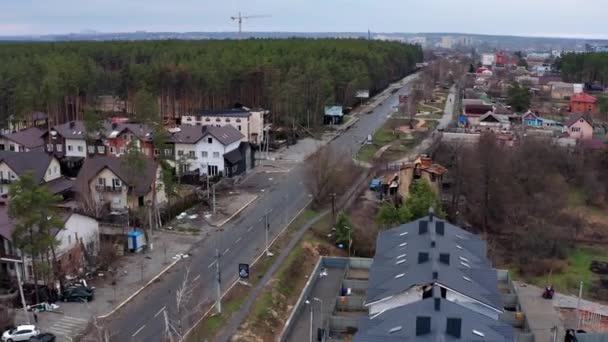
(305, 146, 357, 208)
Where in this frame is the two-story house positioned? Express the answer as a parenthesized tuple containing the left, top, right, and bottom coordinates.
(181, 107, 265, 145)
(570, 93, 598, 115)
(565, 113, 593, 140)
(104, 122, 155, 157)
(0, 151, 72, 197)
(43, 120, 108, 158)
(75, 156, 166, 212)
(170, 125, 251, 177)
(0, 127, 45, 152)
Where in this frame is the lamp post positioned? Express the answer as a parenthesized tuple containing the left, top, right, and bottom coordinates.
(305, 300, 313, 342)
(313, 297, 324, 341)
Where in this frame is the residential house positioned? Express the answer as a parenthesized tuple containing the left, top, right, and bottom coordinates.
(477, 113, 511, 132)
(181, 107, 266, 145)
(549, 82, 575, 100)
(170, 125, 251, 177)
(103, 122, 154, 157)
(0, 151, 71, 197)
(75, 156, 166, 212)
(570, 93, 598, 115)
(398, 156, 447, 199)
(565, 113, 593, 140)
(0, 203, 99, 283)
(462, 102, 494, 126)
(0, 127, 45, 152)
(354, 214, 513, 341)
(43, 120, 107, 158)
(521, 111, 563, 131)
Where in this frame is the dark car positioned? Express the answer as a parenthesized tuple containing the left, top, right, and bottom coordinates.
(31, 333, 56, 342)
(61, 287, 94, 302)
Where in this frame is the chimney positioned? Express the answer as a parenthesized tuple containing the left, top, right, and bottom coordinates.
(69, 121, 75, 129)
(416, 316, 431, 336)
(435, 221, 445, 236)
(418, 221, 428, 235)
(439, 253, 450, 265)
(446, 318, 462, 338)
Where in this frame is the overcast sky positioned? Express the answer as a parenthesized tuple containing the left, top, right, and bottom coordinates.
(1, 0, 607, 39)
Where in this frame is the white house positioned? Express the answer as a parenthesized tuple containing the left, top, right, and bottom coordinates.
(0, 151, 67, 196)
(181, 108, 266, 145)
(170, 125, 245, 177)
(54, 212, 99, 278)
(0, 127, 45, 152)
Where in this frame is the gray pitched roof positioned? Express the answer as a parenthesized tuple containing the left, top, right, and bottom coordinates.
(2, 127, 45, 149)
(354, 298, 514, 342)
(0, 151, 54, 183)
(169, 125, 244, 146)
(204, 125, 244, 146)
(169, 125, 206, 144)
(102, 122, 154, 142)
(75, 156, 158, 196)
(51, 120, 88, 140)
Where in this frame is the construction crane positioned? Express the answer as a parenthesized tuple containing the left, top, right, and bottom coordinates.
(230, 12, 270, 34)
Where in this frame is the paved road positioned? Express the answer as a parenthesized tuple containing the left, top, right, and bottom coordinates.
(105, 73, 418, 342)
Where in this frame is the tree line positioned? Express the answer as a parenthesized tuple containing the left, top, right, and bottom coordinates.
(0, 39, 422, 128)
(558, 52, 608, 86)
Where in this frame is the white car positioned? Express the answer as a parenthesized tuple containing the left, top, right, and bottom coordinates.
(2, 325, 40, 342)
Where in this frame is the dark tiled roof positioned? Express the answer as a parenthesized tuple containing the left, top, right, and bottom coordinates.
(169, 125, 244, 146)
(76, 156, 158, 196)
(0, 151, 54, 183)
(51, 121, 88, 140)
(45, 177, 74, 195)
(169, 125, 206, 144)
(354, 298, 514, 342)
(3, 127, 45, 149)
(464, 104, 494, 115)
(205, 125, 244, 146)
(195, 109, 251, 118)
(102, 122, 154, 142)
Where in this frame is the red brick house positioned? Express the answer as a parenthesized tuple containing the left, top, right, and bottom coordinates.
(103, 122, 155, 157)
(570, 93, 598, 115)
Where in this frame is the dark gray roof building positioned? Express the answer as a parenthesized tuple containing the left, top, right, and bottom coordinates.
(75, 156, 158, 196)
(169, 125, 244, 146)
(2, 127, 45, 150)
(0, 151, 55, 183)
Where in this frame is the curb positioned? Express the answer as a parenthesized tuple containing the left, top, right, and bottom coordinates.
(97, 257, 180, 319)
(217, 195, 259, 227)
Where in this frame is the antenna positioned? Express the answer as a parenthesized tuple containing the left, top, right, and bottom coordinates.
(230, 12, 271, 34)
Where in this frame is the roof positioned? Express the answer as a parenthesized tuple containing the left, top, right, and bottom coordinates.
(45, 177, 74, 195)
(2, 127, 45, 149)
(479, 113, 509, 124)
(0, 151, 55, 183)
(565, 113, 593, 128)
(75, 156, 158, 196)
(194, 109, 251, 118)
(169, 125, 207, 144)
(464, 104, 494, 116)
(204, 125, 244, 146)
(51, 121, 88, 140)
(102, 122, 154, 142)
(401, 156, 448, 176)
(571, 93, 597, 104)
(354, 298, 514, 342)
(223, 148, 243, 164)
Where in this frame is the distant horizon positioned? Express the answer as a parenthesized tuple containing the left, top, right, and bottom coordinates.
(1, 30, 608, 42)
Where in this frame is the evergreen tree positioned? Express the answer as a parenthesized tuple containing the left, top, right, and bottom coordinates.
(377, 203, 401, 229)
(507, 82, 532, 112)
(399, 179, 445, 222)
(335, 211, 352, 246)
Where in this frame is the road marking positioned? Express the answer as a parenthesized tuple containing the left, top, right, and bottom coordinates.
(154, 306, 166, 318)
(235, 237, 242, 244)
(247, 226, 253, 232)
(208, 260, 216, 268)
(193, 274, 201, 282)
(223, 248, 230, 255)
(132, 325, 146, 337)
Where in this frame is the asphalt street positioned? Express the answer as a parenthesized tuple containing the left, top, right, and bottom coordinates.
(106, 73, 418, 342)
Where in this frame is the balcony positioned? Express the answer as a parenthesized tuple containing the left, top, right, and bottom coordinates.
(0, 179, 11, 185)
(95, 185, 123, 193)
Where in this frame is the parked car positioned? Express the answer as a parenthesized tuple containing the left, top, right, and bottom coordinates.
(2, 324, 40, 342)
(30, 333, 55, 342)
(61, 287, 94, 302)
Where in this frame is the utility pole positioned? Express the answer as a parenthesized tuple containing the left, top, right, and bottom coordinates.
(307, 301, 313, 342)
(331, 193, 337, 225)
(2, 258, 29, 324)
(265, 210, 273, 257)
(212, 184, 216, 215)
(215, 247, 222, 314)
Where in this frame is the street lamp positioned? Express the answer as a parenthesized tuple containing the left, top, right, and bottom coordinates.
(305, 297, 324, 342)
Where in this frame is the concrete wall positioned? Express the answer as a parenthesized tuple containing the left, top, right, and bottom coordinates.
(335, 296, 366, 311)
(442, 132, 481, 143)
(329, 315, 359, 333)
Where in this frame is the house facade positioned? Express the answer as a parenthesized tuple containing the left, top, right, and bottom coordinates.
(0, 151, 64, 195)
(171, 125, 247, 177)
(0, 127, 45, 152)
(570, 93, 598, 114)
(566, 114, 593, 140)
(104, 123, 155, 157)
(181, 108, 265, 145)
(55, 212, 99, 277)
(76, 156, 166, 212)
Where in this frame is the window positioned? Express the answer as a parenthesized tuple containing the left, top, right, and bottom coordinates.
(54, 166, 58, 173)
(154, 149, 160, 156)
(68, 145, 73, 151)
(177, 150, 184, 156)
(205, 118, 211, 122)
(188, 151, 195, 158)
(68, 235, 72, 245)
(208, 137, 213, 144)
(98, 178, 106, 186)
(47, 144, 54, 152)
(185, 117, 192, 121)
(88, 146, 95, 154)
(119, 147, 126, 154)
(213, 152, 220, 158)
(57, 144, 63, 152)
(196, 122, 201, 126)
(110, 146, 116, 154)
(10, 173, 15, 179)
(215, 118, 221, 122)
(201, 151, 208, 158)
(208, 165, 219, 176)
(571, 127, 581, 132)
(164, 149, 171, 156)
(112, 178, 121, 187)
(236, 119, 241, 123)
(226, 119, 231, 122)
(77, 145, 83, 152)
(238, 125, 242, 131)
(97, 146, 105, 154)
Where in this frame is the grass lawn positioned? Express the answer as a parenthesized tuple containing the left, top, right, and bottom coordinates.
(521, 246, 608, 297)
(356, 144, 379, 163)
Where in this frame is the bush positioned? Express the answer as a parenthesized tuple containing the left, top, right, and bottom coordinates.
(519, 259, 567, 277)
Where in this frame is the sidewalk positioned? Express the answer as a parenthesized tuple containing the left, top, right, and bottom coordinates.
(514, 282, 565, 342)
